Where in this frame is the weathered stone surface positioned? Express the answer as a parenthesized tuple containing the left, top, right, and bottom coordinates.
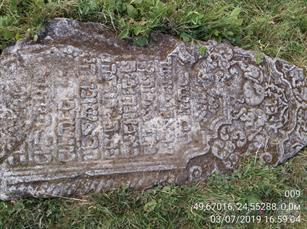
(0, 18, 306, 200)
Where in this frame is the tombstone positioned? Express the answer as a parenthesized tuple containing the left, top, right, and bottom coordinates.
(0, 18, 306, 200)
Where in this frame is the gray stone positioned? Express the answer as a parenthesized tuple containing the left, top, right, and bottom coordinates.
(0, 18, 306, 200)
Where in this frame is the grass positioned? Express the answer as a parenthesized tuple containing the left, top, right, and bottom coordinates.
(0, 0, 306, 228)
(0, 152, 306, 228)
(0, 0, 306, 67)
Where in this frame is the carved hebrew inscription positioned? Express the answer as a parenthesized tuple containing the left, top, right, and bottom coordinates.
(0, 18, 306, 200)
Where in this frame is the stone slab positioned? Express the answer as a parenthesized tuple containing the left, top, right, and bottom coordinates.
(0, 18, 306, 200)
